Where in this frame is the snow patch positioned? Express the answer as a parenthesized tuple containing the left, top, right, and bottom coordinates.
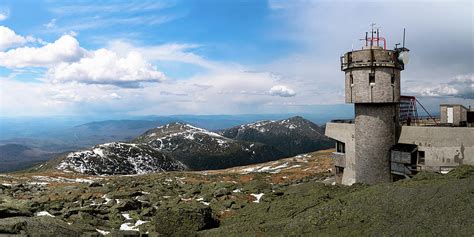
(120, 220, 149, 231)
(96, 229, 110, 235)
(36, 211, 54, 217)
(251, 193, 264, 203)
(122, 213, 132, 220)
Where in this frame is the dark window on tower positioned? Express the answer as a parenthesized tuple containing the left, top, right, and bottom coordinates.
(350, 74, 354, 86)
(369, 72, 375, 84)
(391, 74, 395, 85)
(336, 141, 345, 154)
(418, 151, 425, 165)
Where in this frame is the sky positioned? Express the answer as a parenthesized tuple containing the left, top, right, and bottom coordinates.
(0, 0, 472, 117)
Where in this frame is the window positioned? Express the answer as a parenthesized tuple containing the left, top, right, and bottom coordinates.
(336, 166, 344, 174)
(369, 72, 375, 84)
(418, 151, 425, 165)
(391, 74, 395, 85)
(336, 141, 345, 154)
(350, 74, 354, 87)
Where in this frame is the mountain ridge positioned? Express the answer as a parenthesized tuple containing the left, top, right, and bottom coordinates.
(28, 116, 333, 175)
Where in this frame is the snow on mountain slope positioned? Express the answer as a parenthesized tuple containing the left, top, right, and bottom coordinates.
(134, 122, 285, 170)
(57, 142, 185, 175)
(219, 116, 333, 157)
(134, 122, 232, 152)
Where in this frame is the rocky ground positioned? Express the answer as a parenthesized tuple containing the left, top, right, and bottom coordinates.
(1, 150, 473, 236)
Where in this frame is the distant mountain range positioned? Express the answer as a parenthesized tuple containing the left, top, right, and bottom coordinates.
(36, 116, 333, 175)
(0, 144, 59, 172)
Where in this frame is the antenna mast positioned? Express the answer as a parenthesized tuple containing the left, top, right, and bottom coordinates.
(402, 28, 406, 48)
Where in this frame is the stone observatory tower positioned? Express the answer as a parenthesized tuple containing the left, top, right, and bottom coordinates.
(340, 27, 409, 184)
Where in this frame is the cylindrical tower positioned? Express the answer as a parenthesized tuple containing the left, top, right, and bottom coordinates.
(340, 30, 409, 184)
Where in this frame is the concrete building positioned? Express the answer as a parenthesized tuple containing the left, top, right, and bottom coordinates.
(326, 29, 474, 185)
(440, 104, 468, 126)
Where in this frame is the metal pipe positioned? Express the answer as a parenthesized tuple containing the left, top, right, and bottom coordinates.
(371, 29, 374, 47)
(365, 32, 368, 46)
(367, 37, 387, 49)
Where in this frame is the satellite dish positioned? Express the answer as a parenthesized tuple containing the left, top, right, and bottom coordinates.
(398, 51, 409, 64)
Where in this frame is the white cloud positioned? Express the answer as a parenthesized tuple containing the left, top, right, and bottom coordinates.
(108, 41, 221, 70)
(269, 85, 296, 97)
(0, 34, 85, 67)
(48, 49, 165, 87)
(0, 26, 26, 50)
(407, 74, 474, 99)
(0, 8, 9, 21)
(0, 31, 164, 88)
(44, 18, 57, 29)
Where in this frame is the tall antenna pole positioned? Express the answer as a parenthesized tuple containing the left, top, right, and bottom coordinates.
(365, 32, 368, 47)
(402, 28, 406, 48)
(370, 23, 375, 47)
(376, 28, 380, 47)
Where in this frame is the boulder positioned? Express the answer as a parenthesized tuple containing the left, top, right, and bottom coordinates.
(0, 207, 32, 218)
(0, 216, 81, 236)
(153, 203, 218, 235)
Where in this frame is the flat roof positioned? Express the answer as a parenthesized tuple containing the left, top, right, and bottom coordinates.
(440, 104, 468, 110)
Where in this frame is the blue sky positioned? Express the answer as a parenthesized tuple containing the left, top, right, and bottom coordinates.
(0, 0, 472, 117)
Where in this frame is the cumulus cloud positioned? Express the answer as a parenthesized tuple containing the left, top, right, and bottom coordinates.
(48, 49, 165, 87)
(0, 34, 85, 67)
(0, 26, 27, 50)
(108, 41, 219, 70)
(269, 85, 296, 97)
(407, 74, 474, 99)
(0, 31, 164, 87)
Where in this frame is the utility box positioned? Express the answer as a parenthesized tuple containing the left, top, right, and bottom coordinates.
(391, 143, 418, 177)
(440, 104, 468, 126)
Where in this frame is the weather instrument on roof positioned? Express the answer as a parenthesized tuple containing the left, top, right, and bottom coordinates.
(396, 28, 410, 65)
(398, 51, 409, 64)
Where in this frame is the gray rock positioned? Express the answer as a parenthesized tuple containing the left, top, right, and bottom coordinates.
(153, 203, 218, 235)
(0, 216, 81, 236)
(0, 207, 32, 218)
(213, 188, 229, 197)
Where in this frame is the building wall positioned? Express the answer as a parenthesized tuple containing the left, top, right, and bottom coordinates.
(440, 105, 468, 126)
(398, 126, 474, 167)
(345, 68, 400, 103)
(355, 104, 398, 184)
(326, 124, 474, 185)
(325, 122, 356, 185)
(440, 105, 447, 124)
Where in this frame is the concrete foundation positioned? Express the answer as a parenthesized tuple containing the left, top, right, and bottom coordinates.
(355, 103, 399, 184)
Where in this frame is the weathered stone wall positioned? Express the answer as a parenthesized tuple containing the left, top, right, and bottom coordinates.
(398, 126, 474, 167)
(355, 104, 398, 184)
(345, 68, 400, 103)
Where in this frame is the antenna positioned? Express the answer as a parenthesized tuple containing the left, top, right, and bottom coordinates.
(402, 28, 406, 48)
(365, 32, 368, 47)
(376, 28, 380, 47)
(370, 23, 376, 47)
